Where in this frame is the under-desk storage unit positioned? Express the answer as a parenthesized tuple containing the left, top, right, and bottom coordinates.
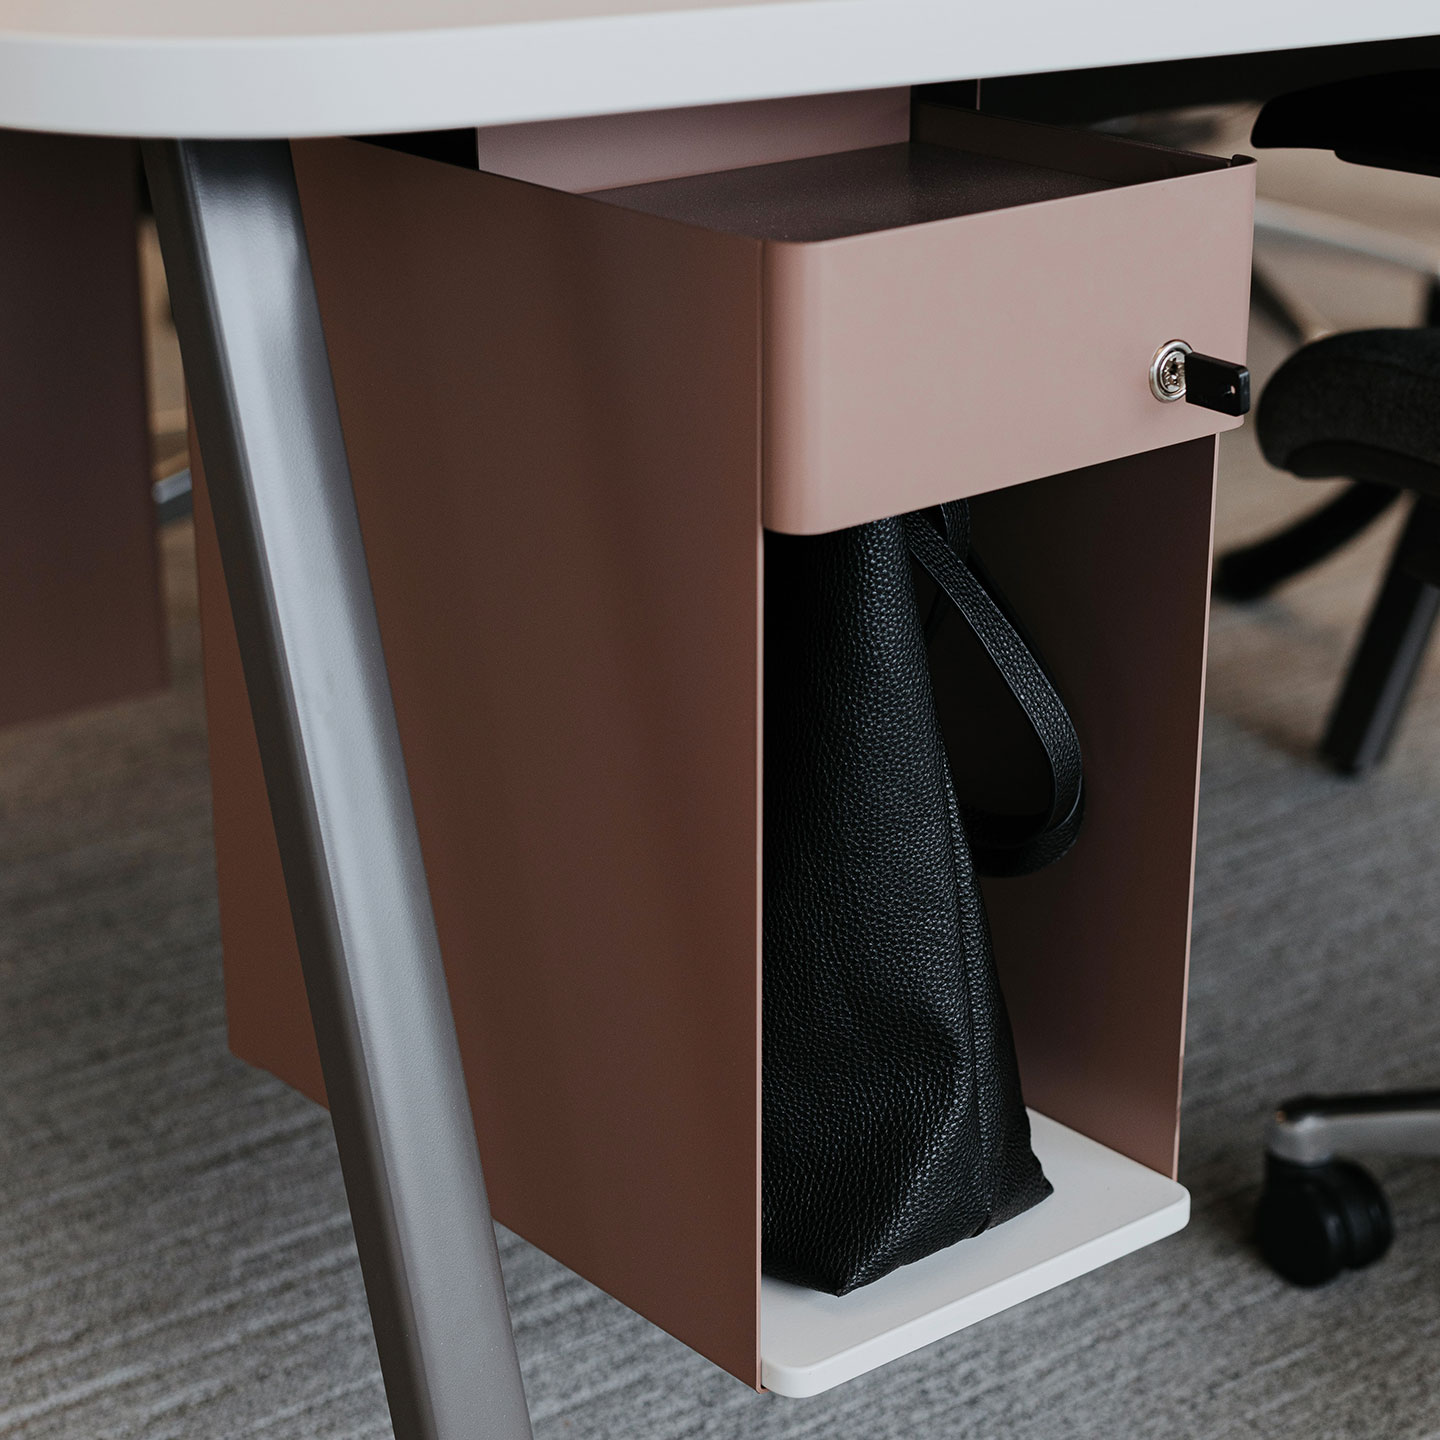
(194, 93, 1255, 1395)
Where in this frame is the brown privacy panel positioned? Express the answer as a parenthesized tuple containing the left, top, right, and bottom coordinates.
(0, 130, 164, 728)
(966, 439, 1217, 1177)
(203, 119, 1237, 1384)
(193, 458, 330, 1107)
(203, 138, 765, 1386)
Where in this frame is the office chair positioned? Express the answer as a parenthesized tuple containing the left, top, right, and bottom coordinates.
(1216, 79, 1440, 775)
(1243, 72, 1440, 1285)
(1218, 207, 1440, 752)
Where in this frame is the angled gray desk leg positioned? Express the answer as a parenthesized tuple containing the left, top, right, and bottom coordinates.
(143, 139, 533, 1440)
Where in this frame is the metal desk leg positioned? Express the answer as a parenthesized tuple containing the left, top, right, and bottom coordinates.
(143, 139, 533, 1440)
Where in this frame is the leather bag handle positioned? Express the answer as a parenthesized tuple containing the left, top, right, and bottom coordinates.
(902, 501, 1084, 876)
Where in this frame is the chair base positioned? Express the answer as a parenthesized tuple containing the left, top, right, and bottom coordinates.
(1215, 493, 1440, 776)
(1212, 480, 1398, 602)
(1258, 1089, 1440, 1285)
(1321, 497, 1440, 773)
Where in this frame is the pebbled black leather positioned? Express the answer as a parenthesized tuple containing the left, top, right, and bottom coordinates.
(762, 504, 1072, 1295)
(907, 506, 1084, 876)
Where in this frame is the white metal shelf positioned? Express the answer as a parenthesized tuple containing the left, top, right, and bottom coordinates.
(760, 1110, 1189, 1397)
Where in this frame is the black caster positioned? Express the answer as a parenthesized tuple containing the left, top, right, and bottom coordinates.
(1256, 1155, 1393, 1286)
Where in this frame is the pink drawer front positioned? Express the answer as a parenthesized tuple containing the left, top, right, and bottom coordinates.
(600, 105, 1256, 535)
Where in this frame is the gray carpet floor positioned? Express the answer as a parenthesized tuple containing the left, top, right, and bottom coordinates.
(8, 135, 1440, 1437)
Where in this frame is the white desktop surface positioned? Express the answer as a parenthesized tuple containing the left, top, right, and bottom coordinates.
(0, 1, 1437, 138)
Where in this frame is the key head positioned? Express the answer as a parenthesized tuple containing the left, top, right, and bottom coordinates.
(1184, 351, 1250, 417)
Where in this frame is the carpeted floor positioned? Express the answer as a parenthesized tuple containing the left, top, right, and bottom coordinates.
(6, 120, 1440, 1437)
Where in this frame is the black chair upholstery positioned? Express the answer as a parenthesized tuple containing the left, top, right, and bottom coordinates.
(1214, 69, 1440, 613)
(1250, 70, 1440, 181)
(1258, 328, 1440, 497)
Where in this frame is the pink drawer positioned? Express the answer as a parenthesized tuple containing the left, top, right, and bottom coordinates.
(598, 104, 1255, 534)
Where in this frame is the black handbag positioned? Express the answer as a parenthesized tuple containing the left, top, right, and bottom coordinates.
(762, 500, 1084, 1296)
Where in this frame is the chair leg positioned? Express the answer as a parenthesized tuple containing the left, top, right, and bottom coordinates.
(1212, 481, 1399, 601)
(1266, 1090, 1440, 1166)
(1321, 499, 1440, 774)
(1248, 259, 1327, 346)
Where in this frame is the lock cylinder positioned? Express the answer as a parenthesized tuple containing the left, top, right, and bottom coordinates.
(1150, 339, 1250, 416)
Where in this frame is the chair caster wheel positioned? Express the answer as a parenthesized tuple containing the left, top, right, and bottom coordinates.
(1256, 1155, 1393, 1286)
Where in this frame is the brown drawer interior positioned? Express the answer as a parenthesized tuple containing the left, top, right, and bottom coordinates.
(597, 140, 1117, 240)
(594, 104, 1233, 241)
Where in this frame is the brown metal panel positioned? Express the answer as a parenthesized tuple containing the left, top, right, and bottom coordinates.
(957, 439, 1217, 1178)
(193, 453, 331, 1110)
(204, 139, 764, 1385)
(0, 130, 165, 728)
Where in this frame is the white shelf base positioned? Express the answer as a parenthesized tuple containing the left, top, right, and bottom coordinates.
(760, 1110, 1189, 1397)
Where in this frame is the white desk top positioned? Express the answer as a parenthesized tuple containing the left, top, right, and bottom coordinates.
(1, 1, 1437, 139)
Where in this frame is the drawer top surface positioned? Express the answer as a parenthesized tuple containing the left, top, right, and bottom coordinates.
(595, 140, 1122, 243)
